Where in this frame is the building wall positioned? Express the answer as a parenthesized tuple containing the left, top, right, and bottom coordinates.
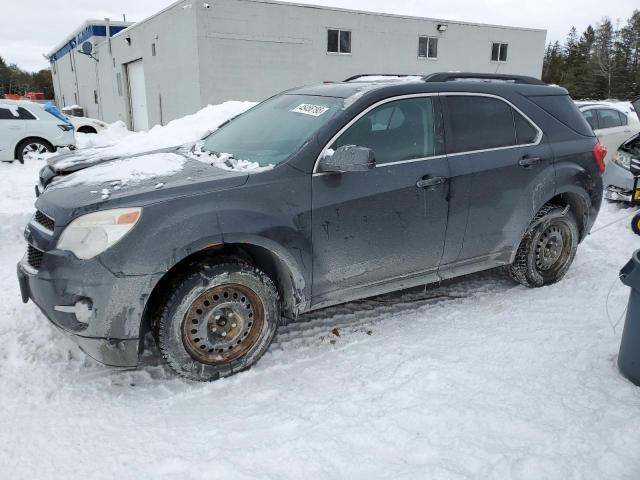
(94, 1, 201, 128)
(195, 0, 547, 105)
(50, 0, 546, 129)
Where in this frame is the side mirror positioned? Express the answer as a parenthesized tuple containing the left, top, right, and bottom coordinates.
(318, 145, 376, 173)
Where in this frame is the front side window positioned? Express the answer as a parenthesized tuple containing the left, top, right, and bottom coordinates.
(446, 95, 537, 153)
(418, 37, 438, 59)
(328, 29, 351, 54)
(596, 108, 624, 129)
(491, 42, 508, 62)
(332, 97, 436, 164)
(202, 94, 343, 166)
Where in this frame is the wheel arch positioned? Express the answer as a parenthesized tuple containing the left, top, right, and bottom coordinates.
(138, 238, 308, 348)
(14, 136, 54, 159)
(76, 125, 97, 134)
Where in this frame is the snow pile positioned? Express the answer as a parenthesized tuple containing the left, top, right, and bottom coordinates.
(75, 120, 134, 149)
(50, 153, 188, 197)
(51, 100, 256, 169)
(187, 142, 274, 172)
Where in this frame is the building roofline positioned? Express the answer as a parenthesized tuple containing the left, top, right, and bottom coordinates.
(47, 19, 132, 57)
(111, 0, 546, 39)
(239, 0, 546, 34)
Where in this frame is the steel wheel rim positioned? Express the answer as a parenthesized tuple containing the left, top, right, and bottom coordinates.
(534, 222, 571, 273)
(181, 283, 264, 364)
(22, 143, 47, 160)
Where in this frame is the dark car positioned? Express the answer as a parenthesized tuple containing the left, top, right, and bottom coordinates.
(18, 73, 604, 381)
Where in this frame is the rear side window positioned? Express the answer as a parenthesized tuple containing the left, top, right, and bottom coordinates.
(581, 109, 598, 130)
(17, 107, 36, 120)
(528, 95, 594, 137)
(596, 108, 624, 129)
(514, 110, 538, 144)
(445, 96, 513, 153)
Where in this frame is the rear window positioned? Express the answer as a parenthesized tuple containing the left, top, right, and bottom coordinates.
(528, 95, 594, 137)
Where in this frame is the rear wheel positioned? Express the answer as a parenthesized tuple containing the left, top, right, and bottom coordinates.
(16, 138, 53, 163)
(157, 262, 280, 381)
(509, 205, 578, 288)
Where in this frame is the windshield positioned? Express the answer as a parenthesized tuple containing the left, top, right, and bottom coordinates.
(202, 94, 343, 166)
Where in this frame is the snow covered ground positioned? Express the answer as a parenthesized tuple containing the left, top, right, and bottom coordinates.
(1, 104, 640, 479)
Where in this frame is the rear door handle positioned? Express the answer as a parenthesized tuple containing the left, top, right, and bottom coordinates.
(518, 156, 542, 168)
(416, 176, 447, 189)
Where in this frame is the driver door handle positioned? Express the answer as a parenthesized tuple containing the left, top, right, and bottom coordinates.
(519, 156, 542, 168)
(416, 176, 447, 189)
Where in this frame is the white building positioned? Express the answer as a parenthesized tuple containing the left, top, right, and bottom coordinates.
(48, 0, 546, 130)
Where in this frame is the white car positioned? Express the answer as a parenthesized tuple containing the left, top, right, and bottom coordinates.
(67, 115, 109, 134)
(0, 100, 76, 163)
(577, 102, 640, 165)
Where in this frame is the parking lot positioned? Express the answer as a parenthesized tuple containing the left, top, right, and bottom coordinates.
(1, 155, 639, 479)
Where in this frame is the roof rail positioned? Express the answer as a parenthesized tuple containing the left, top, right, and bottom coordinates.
(422, 72, 546, 85)
(343, 74, 417, 82)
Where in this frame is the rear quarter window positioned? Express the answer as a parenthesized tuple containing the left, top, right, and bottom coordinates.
(528, 95, 594, 137)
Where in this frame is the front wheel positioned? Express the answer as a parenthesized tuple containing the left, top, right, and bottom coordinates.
(157, 262, 280, 381)
(508, 205, 578, 288)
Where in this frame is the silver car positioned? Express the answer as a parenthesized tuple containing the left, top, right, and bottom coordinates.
(578, 99, 640, 202)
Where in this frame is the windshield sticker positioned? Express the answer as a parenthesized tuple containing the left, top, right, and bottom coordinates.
(291, 104, 330, 117)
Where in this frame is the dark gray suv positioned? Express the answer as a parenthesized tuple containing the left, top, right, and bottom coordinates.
(17, 73, 604, 381)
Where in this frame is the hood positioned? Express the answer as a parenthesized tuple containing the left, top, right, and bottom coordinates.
(36, 146, 250, 226)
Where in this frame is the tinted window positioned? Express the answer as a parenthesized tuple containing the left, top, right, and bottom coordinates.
(528, 95, 594, 137)
(333, 97, 436, 164)
(446, 96, 516, 153)
(581, 109, 598, 130)
(17, 107, 36, 120)
(597, 109, 623, 129)
(514, 110, 538, 144)
(0, 107, 19, 120)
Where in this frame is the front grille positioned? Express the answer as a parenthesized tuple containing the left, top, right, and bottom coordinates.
(27, 245, 44, 270)
(34, 210, 55, 231)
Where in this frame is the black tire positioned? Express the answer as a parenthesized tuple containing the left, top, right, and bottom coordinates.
(632, 213, 640, 236)
(508, 205, 579, 288)
(157, 262, 280, 381)
(16, 138, 54, 163)
(77, 126, 97, 134)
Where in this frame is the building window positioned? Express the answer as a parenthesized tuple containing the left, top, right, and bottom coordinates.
(491, 42, 508, 62)
(151, 43, 156, 56)
(327, 29, 351, 54)
(418, 36, 438, 59)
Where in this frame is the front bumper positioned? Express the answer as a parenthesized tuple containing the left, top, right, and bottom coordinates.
(17, 249, 159, 368)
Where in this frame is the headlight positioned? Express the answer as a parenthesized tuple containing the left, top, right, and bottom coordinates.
(612, 151, 632, 170)
(57, 208, 142, 259)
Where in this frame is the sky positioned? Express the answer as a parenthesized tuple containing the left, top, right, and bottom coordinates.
(0, 0, 637, 72)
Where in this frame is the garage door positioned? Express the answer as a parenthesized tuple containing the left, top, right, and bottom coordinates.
(126, 60, 149, 131)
